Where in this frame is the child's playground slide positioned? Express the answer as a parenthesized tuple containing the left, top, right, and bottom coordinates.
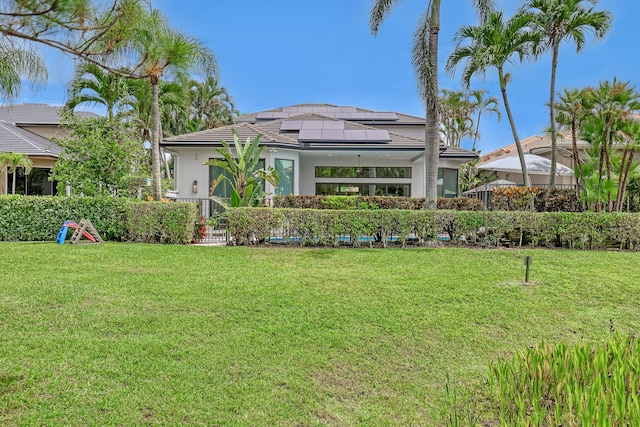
(56, 219, 102, 244)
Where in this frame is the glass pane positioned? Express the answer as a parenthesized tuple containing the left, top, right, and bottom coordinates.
(209, 159, 266, 198)
(274, 159, 294, 195)
(437, 168, 458, 198)
(315, 166, 410, 178)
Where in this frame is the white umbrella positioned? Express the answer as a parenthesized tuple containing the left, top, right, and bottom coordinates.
(462, 179, 516, 195)
(479, 154, 573, 176)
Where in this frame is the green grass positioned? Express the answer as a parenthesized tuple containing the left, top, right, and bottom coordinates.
(1, 243, 639, 425)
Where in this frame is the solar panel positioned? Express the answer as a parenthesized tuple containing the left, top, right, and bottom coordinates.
(298, 129, 391, 143)
(280, 120, 345, 131)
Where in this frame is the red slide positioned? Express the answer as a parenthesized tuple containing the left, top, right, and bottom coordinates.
(62, 221, 96, 243)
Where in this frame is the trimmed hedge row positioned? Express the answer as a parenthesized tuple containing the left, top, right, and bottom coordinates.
(273, 195, 485, 211)
(128, 202, 198, 244)
(227, 207, 640, 250)
(0, 196, 198, 244)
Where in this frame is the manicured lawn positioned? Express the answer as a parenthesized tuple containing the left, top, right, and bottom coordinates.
(1, 242, 639, 425)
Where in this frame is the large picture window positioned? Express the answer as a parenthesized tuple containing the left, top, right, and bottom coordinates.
(316, 183, 410, 197)
(315, 166, 411, 178)
(209, 159, 265, 198)
(438, 168, 458, 198)
(274, 159, 294, 195)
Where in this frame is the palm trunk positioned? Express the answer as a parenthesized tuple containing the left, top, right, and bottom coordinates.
(11, 170, 16, 194)
(570, 119, 582, 196)
(616, 147, 633, 212)
(473, 111, 482, 151)
(499, 68, 530, 187)
(151, 75, 162, 201)
(548, 43, 560, 189)
(424, 1, 440, 209)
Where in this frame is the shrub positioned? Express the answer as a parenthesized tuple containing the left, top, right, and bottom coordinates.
(0, 195, 130, 241)
(534, 189, 583, 212)
(273, 195, 484, 211)
(492, 186, 541, 211)
(227, 207, 640, 250)
(128, 202, 198, 244)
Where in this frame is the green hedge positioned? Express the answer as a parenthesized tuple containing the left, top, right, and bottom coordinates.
(0, 195, 130, 241)
(227, 208, 640, 250)
(0, 196, 198, 244)
(128, 202, 198, 244)
(273, 195, 485, 211)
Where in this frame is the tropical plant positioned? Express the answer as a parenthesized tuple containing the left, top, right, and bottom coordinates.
(0, 0, 150, 76)
(0, 152, 33, 194)
(554, 86, 594, 188)
(0, 40, 47, 101)
(582, 79, 640, 211)
(65, 62, 131, 120)
(370, 0, 495, 209)
(468, 89, 501, 151)
(446, 9, 535, 186)
(125, 7, 218, 201)
(50, 116, 146, 197)
(524, 0, 612, 189)
(205, 130, 279, 208)
(439, 89, 475, 148)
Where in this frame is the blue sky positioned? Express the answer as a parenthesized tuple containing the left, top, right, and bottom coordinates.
(16, 0, 638, 153)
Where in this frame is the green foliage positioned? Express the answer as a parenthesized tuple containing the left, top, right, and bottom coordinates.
(51, 116, 147, 197)
(534, 188, 583, 212)
(0, 152, 33, 194)
(127, 202, 198, 244)
(0, 195, 130, 241)
(228, 208, 640, 250)
(273, 195, 485, 211)
(206, 130, 279, 208)
(487, 333, 640, 425)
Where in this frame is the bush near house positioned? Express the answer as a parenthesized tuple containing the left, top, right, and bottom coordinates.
(273, 195, 485, 211)
(0, 196, 198, 244)
(227, 208, 640, 250)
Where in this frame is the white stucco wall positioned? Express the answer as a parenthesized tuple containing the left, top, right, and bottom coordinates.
(169, 146, 470, 199)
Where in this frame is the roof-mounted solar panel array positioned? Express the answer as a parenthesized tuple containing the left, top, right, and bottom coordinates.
(298, 129, 391, 143)
(280, 120, 345, 131)
(256, 110, 399, 121)
(282, 106, 358, 113)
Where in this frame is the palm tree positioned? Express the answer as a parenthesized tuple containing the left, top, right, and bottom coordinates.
(439, 89, 474, 148)
(0, 152, 33, 194)
(615, 119, 640, 211)
(554, 87, 593, 188)
(0, 41, 47, 101)
(370, 0, 494, 208)
(188, 77, 237, 130)
(524, 0, 612, 189)
(127, 8, 217, 200)
(468, 88, 501, 151)
(446, 10, 535, 186)
(65, 62, 130, 120)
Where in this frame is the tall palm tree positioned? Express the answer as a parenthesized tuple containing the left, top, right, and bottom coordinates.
(439, 89, 474, 148)
(554, 87, 593, 188)
(0, 152, 33, 194)
(468, 88, 501, 151)
(65, 62, 130, 120)
(188, 77, 237, 130)
(446, 10, 535, 186)
(370, 0, 494, 208)
(127, 8, 217, 200)
(0, 40, 47, 101)
(524, 0, 612, 188)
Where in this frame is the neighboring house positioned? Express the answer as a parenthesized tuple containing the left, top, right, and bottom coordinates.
(478, 134, 587, 187)
(0, 104, 98, 195)
(162, 104, 477, 204)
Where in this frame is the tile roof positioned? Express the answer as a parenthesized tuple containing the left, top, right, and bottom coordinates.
(0, 120, 62, 157)
(234, 103, 425, 125)
(164, 113, 431, 150)
(0, 103, 98, 125)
